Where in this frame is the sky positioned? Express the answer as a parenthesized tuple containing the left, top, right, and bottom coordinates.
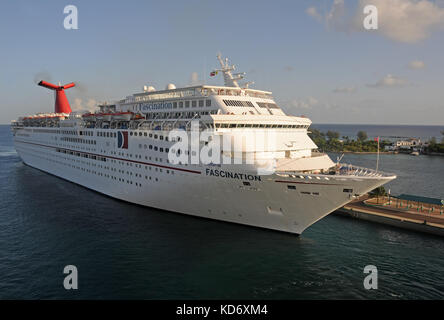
(0, 0, 443, 125)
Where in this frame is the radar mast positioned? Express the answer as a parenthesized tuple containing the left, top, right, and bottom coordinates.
(212, 54, 253, 88)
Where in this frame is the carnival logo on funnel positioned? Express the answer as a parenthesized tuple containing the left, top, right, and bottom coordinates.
(117, 131, 128, 149)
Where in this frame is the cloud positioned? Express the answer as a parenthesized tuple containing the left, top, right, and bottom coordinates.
(326, 0, 347, 30)
(71, 98, 97, 112)
(307, 0, 350, 31)
(289, 97, 319, 109)
(306, 7, 322, 22)
(333, 86, 357, 93)
(408, 60, 426, 69)
(367, 74, 408, 88)
(357, 0, 444, 43)
(307, 0, 444, 43)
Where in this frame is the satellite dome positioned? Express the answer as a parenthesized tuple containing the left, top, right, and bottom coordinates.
(166, 83, 176, 90)
(143, 85, 156, 92)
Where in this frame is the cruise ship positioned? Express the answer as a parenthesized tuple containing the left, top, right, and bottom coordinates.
(11, 55, 396, 235)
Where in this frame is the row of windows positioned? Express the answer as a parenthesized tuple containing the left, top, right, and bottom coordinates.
(97, 131, 116, 138)
(175, 99, 211, 108)
(16, 146, 182, 187)
(33, 129, 58, 134)
(56, 148, 106, 162)
(54, 149, 174, 178)
(215, 123, 309, 129)
(139, 144, 170, 153)
(145, 110, 217, 120)
(60, 137, 97, 145)
(33, 129, 78, 135)
(287, 185, 320, 195)
(134, 99, 212, 111)
(223, 99, 255, 108)
(79, 131, 93, 136)
(257, 102, 280, 109)
(129, 131, 169, 141)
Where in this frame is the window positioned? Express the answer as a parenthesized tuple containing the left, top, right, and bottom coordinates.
(192, 100, 197, 107)
(179, 101, 183, 108)
(257, 102, 280, 109)
(199, 100, 204, 107)
(343, 188, 353, 193)
(206, 99, 211, 107)
(287, 185, 296, 190)
(173, 102, 177, 109)
(243, 181, 251, 186)
(185, 101, 190, 108)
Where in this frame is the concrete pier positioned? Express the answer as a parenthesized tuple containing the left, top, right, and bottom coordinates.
(335, 195, 444, 237)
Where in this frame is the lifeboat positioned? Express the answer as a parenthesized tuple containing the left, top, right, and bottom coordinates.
(102, 113, 113, 121)
(113, 112, 133, 121)
(82, 113, 96, 121)
(133, 113, 145, 120)
(95, 113, 113, 121)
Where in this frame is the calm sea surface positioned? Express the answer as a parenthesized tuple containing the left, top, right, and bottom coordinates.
(0, 124, 443, 299)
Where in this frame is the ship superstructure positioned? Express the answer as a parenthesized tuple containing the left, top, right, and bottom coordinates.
(11, 55, 396, 234)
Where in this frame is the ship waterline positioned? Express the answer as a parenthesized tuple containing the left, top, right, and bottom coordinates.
(11, 55, 396, 234)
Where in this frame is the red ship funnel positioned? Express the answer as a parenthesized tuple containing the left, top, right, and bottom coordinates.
(38, 80, 75, 114)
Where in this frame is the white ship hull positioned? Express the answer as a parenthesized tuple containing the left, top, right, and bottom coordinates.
(13, 129, 394, 235)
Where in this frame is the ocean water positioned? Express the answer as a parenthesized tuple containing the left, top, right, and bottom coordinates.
(0, 124, 443, 299)
(311, 124, 443, 142)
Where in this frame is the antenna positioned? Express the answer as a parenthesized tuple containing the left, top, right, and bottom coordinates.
(211, 54, 250, 88)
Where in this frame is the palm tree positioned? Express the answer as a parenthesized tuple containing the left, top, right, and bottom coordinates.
(357, 131, 367, 142)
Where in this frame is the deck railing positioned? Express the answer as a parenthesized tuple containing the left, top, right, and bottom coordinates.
(337, 163, 393, 177)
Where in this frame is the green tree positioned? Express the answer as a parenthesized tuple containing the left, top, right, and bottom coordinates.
(357, 131, 368, 142)
(430, 137, 437, 145)
(370, 186, 387, 197)
(326, 130, 340, 140)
